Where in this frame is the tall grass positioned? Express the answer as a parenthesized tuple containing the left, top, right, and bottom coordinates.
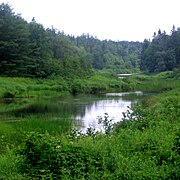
(0, 71, 136, 98)
(133, 71, 180, 92)
(13, 115, 73, 136)
(0, 77, 70, 98)
(0, 148, 25, 180)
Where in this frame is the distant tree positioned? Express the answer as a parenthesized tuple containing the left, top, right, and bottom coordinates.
(158, 29, 162, 36)
(171, 25, 176, 35)
(67, 34, 142, 72)
(140, 27, 180, 72)
(153, 32, 156, 38)
(0, 3, 142, 78)
(0, 3, 92, 78)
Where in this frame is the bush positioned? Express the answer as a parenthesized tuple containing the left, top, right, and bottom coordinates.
(18, 132, 106, 179)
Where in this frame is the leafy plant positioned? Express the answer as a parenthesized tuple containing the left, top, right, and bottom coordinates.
(97, 113, 114, 134)
(18, 132, 106, 179)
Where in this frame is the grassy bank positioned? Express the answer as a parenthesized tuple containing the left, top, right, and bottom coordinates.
(0, 72, 179, 179)
(0, 71, 136, 99)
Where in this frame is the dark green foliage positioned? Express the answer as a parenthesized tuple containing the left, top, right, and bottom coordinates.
(68, 34, 142, 72)
(0, 3, 142, 78)
(141, 27, 180, 73)
(27, 20, 53, 78)
(0, 3, 30, 77)
(2, 91, 15, 99)
(0, 3, 92, 78)
(173, 130, 180, 155)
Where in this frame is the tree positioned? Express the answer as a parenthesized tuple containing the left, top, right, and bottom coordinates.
(158, 29, 162, 36)
(171, 25, 176, 35)
(0, 3, 30, 76)
(140, 28, 180, 73)
(27, 20, 53, 77)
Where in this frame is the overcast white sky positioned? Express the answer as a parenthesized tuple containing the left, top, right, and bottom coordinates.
(1, 0, 180, 41)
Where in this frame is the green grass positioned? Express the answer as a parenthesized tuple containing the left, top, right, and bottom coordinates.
(0, 71, 136, 98)
(13, 115, 73, 136)
(75, 86, 180, 179)
(0, 76, 70, 98)
(132, 71, 180, 92)
(0, 148, 26, 180)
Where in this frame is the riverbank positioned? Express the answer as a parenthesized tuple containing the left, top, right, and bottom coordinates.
(0, 71, 180, 179)
(0, 71, 137, 99)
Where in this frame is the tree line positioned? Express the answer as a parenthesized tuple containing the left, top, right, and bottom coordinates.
(67, 34, 142, 71)
(0, 3, 91, 78)
(0, 3, 142, 78)
(1, 3, 179, 78)
(140, 26, 180, 73)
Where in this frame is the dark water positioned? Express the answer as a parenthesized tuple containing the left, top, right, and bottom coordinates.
(0, 91, 148, 132)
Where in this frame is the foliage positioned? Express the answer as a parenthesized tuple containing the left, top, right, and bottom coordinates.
(0, 72, 135, 98)
(0, 74, 180, 179)
(0, 4, 180, 177)
(0, 3, 92, 78)
(0, 3, 30, 77)
(18, 132, 107, 179)
(68, 34, 142, 71)
(0, 3, 142, 79)
(0, 123, 20, 154)
(141, 27, 180, 73)
(97, 113, 114, 134)
(0, 148, 25, 180)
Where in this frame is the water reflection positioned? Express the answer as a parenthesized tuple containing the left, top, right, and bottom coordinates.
(106, 91, 143, 97)
(74, 91, 144, 132)
(74, 99, 133, 132)
(0, 91, 146, 132)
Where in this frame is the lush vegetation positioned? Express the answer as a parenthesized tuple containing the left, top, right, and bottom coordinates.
(67, 34, 141, 72)
(0, 70, 136, 99)
(0, 2, 180, 179)
(1, 3, 179, 78)
(0, 3, 141, 79)
(141, 26, 180, 73)
(0, 3, 91, 78)
(0, 73, 179, 179)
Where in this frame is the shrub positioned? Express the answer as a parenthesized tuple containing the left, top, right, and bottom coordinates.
(0, 149, 25, 180)
(18, 132, 106, 179)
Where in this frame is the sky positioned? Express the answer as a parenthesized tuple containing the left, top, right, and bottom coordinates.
(1, 0, 180, 42)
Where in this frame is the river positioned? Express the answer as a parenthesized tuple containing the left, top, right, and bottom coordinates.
(0, 91, 148, 133)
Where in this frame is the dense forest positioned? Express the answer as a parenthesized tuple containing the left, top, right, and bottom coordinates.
(67, 34, 141, 71)
(141, 26, 180, 73)
(1, 3, 179, 78)
(0, 3, 92, 78)
(0, 3, 142, 78)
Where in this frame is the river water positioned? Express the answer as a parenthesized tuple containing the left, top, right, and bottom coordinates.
(0, 91, 148, 132)
(74, 91, 143, 132)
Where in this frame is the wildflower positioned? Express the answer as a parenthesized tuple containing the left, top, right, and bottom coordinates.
(56, 145, 61, 149)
